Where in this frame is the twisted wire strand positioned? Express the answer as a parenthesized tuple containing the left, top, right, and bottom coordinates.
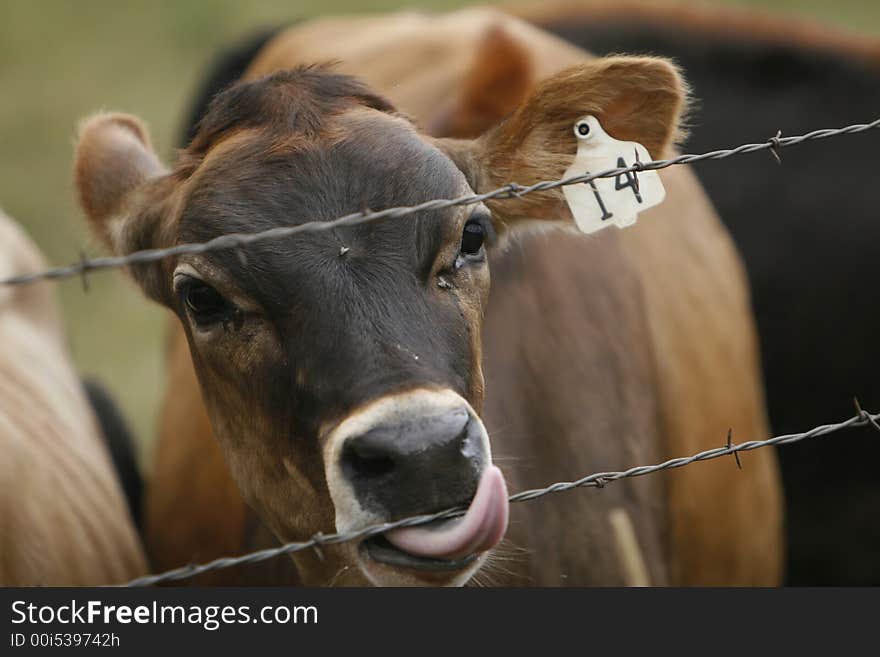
(124, 408, 880, 587)
(4, 117, 879, 289)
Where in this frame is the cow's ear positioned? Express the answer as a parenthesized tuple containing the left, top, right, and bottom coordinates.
(74, 113, 169, 254)
(436, 56, 688, 233)
(428, 23, 533, 139)
(75, 113, 176, 303)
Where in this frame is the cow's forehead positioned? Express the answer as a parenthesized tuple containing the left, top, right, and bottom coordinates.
(174, 109, 471, 307)
(181, 108, 468, 226)
(183, 66, 397, 157)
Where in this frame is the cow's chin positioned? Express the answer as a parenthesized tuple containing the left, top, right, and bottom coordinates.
(355, 539, 488, 587)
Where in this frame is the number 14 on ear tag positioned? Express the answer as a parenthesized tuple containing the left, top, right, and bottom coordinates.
(562, 116, 665, 235)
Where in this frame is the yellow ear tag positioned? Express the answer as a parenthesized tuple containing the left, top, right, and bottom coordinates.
(562, 116, 665, 234)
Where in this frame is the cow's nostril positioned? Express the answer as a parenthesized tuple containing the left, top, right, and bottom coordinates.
(343, 446, 396, 480)
(342, 441, 394, 479)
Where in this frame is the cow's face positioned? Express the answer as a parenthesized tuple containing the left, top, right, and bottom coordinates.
(74, 59, 685, 586)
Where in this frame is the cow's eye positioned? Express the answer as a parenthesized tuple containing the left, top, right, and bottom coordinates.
(178, 278, 234, 328)
(460, 221, 485, 256)
(451, 210, 493, 272)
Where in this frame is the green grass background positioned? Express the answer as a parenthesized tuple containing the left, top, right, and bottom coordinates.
(1, 0, 878, 464)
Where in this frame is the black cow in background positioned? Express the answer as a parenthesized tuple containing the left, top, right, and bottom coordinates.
(180, 8, 880, 585)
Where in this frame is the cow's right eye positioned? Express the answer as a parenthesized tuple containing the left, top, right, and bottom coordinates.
(178, 278, 234, 328)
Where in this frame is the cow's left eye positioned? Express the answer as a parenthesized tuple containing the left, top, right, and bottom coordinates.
(459, 209, 495, 258)
(460, 220, 485, 256)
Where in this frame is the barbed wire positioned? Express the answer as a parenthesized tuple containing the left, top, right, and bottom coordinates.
(3, 115, 872, 585)
(4, 116, 879, 289)
(125, 405, 880, 587)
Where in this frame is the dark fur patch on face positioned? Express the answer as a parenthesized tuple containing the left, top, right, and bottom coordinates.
(172, 73, 484, 439)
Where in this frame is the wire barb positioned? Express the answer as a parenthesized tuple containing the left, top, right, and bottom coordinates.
(854, 397, 880, 434)
(727, 428, 743, 470)
(2, 117, 878, 289)
(311, 532, 326, 562)
(77, 251, 91, 293)
(631, 147, 642, 195)
(768, 130, 783, 164)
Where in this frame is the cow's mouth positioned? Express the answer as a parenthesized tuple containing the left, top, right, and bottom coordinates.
(362, 534, 479, 571)
(361, 465, 509, 573)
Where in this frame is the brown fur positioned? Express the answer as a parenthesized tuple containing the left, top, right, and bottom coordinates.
(145, 323, 249, 583)
(78, 7, 782, 585)
(429, 24, 535, 139)
(0, 210, 146, 585)
(623, 161, 783, 584)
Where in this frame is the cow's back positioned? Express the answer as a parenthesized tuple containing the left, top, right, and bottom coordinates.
(0, 210, 145, 585)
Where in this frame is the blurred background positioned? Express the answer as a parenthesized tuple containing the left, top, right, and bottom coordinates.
(1, 0, 878, 465)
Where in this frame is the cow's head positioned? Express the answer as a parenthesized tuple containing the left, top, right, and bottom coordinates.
(74, 57, 686, 586)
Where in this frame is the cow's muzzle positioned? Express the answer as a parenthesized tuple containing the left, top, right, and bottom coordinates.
(324, 388, 508, 585)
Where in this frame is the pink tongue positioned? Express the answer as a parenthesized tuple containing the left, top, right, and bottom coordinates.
(385, 466, 509, 560)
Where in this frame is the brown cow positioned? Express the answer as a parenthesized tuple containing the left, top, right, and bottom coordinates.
(75, 7, 782, 586)
(0, 209, 146, 585)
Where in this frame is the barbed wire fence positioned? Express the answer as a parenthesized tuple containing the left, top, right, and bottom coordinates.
(2, 117, 878, 586)
(126, 404, 880, 587)
(1, 117, 878, 289)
